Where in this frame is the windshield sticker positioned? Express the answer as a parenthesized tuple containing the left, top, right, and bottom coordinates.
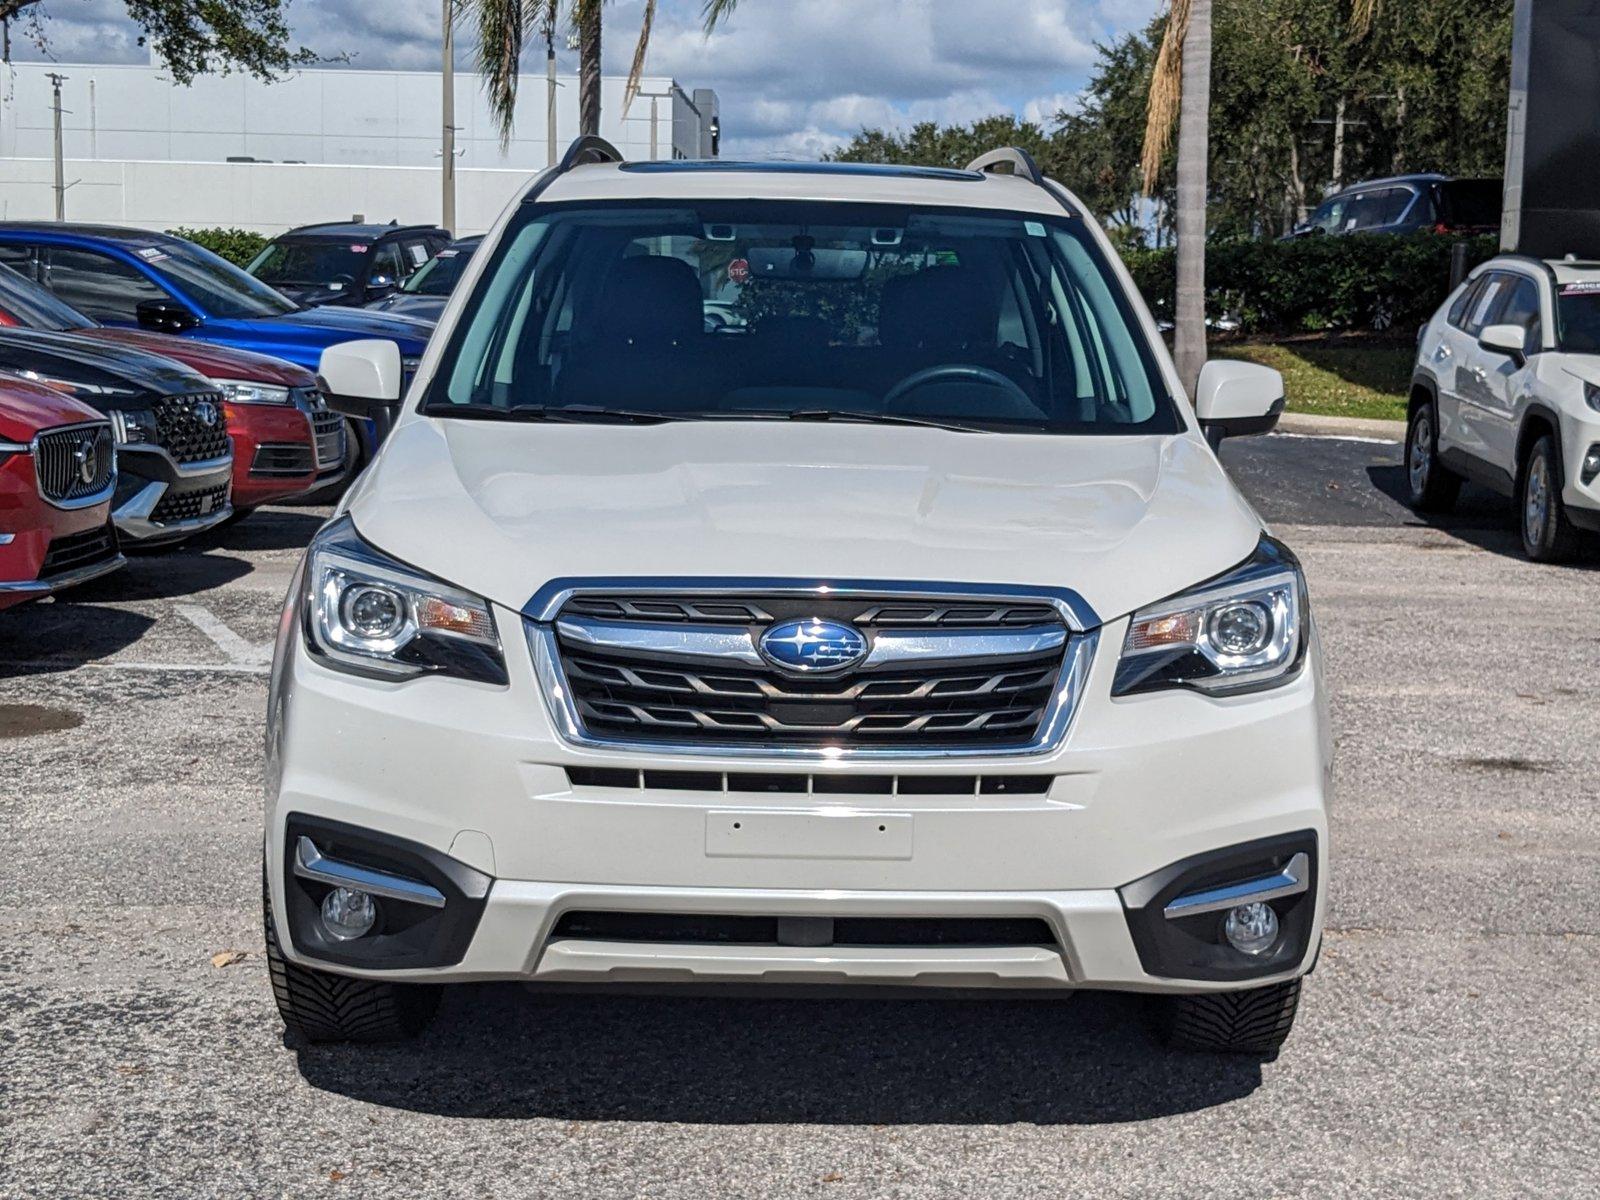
(407, 244, 429, 266)
(136, 246, 168, 261)
(436, 249, 458, 258)
(1560, 281, 1600, 295)
(1024, 220, 1046, 237)
(350, 244, 368, 254)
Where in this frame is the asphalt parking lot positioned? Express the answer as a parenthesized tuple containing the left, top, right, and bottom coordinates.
(2, 433, 1596, 1199)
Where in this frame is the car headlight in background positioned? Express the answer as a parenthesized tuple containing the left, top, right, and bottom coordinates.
(108, 408, 159, 445)
(303, 516, 506, 685)
(1114, 538, 1306, 696)
(215, 378, 292, 405)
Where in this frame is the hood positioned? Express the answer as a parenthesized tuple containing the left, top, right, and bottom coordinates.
(0, 370, 105, 439)
(347, 418, 1265, 625)
(85, 327, 314, 387)
(271, 304, 435, 341)
(363, 294, 448, 322)
(0, 328, 211, 407)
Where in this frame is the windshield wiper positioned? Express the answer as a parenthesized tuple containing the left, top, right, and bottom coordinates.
(423, 402, 697, 424)
(767, 408, 996, 434)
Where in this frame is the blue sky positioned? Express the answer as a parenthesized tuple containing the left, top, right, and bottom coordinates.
(14, 0, 1160, 157)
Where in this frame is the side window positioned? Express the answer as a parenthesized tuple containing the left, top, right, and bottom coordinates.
(1374, 187, 1415, 227)
(42, 247, 168, 323)
(0, 244, 38, 279)
(1495, 276, 1543, 351)
(1464, 273, 1507, 337)
(370, 242, 406, 286)
(1446, 278, 1481, 328)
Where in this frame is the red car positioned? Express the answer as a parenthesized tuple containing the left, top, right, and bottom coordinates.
(0, 264, 345, 515)
(1, 371, 124, 609)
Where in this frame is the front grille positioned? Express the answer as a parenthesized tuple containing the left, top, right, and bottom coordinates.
(150, 482, 228, 525)
(151, 392, 230, 464)
(550, 912, 1058, 947)
(39, 522, 118, 577)
(250, 443, 315, 477)
(547, 591, 1074, 751)
(311, 410, 345, 470)
(34, 423, 114, 504)
(565, 766, 1054, 795)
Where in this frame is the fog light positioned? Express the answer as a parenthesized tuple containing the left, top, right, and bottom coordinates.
(321, 887, 377, 940)
(1581, 445, 1600, 486)
(1222, 902, 1278, 955)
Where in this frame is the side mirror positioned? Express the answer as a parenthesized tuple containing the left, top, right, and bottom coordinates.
(317, 339, 403, 406)
(1194, 360, 1285, 449)
(135, 298, 199, 333)
(1478, 323, 1527, 366)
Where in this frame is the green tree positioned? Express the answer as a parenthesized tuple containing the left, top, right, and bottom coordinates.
(0, 0, 317, 82)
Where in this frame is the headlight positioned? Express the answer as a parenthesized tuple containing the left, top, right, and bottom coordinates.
(303, 516, 506, 685)
(1114, 538, 1306, 696)
(109, 408, 158, 445)
(1584, 381, 1600, 413)
(215, 378, 292, 405)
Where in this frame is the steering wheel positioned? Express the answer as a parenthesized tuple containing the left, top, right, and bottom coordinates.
(882, 363, 1036, 415)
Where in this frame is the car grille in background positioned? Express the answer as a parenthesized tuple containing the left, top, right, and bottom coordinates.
(150, 482, 228, 525)
(151, 392, 230, 464)
(250, 443, 315, 477)
(549, 592, 1072, 751)
(38, 522, 118, 578)
(311, 411, 345, 470)
(33, 423, 114, 504)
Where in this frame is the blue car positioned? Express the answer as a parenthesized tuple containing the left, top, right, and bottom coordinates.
(0, 224, 434, 464)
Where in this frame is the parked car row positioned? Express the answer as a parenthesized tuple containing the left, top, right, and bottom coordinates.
(0, 220, 484, 607)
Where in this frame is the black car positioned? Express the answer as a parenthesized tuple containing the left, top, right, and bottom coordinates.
(246, 222, 452, 309)
(1285, 175, 1502, 239)
(0, 329, 234, 544)
(363, 236, 482, 323)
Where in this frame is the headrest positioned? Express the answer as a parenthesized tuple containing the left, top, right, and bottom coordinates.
(878, 265, 993, 352)
(600, 255, 703, 345)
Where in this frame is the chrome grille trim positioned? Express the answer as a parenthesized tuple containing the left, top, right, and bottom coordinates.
(526, 578, 1101, 762)
(31, 421, 116, 510)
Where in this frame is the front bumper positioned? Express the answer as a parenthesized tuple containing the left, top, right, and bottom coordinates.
(266, 598, 1331, 994)
(0, 454, 124, 609)
(112, 447, 233, 543)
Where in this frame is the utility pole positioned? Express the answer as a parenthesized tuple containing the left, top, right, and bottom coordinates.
(47, 72, 67, 221)
(440, 0, 456, 233)
(1331, 95, 1347, 188)
(546, 11, 558, 167)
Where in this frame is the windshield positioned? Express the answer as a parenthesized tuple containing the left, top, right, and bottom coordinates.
(0, 262, 92, 332)
(423, 201, 1176, 435)
(141, 238, 298, 318)
(401, 243, 474, 296)
(248, 238, 368, 291)
(1556, 282, 1600, 352)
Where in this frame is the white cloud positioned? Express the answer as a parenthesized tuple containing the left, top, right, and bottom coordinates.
(10, 0, 1161, 157)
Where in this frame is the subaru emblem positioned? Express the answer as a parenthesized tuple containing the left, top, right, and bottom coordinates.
(759, 618, 868, 673)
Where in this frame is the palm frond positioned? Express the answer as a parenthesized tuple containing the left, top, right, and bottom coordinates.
(622, 0, 656, 115)
(1141, 0, 1192, 195)
(474, 0, 531, 148)
(1350, 0, 1380, 39)
(701, 0, 739, 33)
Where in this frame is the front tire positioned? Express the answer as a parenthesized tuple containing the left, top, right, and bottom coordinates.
(263, 874, 439, 1043)
(1157, 978, 1303, 1055)
(1519, 433, 1581, 563)
(1405, 400, 1461, 512)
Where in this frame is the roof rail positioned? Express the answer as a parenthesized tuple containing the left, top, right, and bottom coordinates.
(966, 147, 1045, 186)
(558, 135, 625, 172)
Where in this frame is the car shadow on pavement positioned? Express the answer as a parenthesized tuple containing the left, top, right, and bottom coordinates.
(292, 985, 1265, 1124)
(0, 602, 155, 676)
(192, 507, 330, 554)
(1365, 464, 1598, 564)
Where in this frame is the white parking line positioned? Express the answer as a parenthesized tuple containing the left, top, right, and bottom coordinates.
(176, 603, 275, 668)
(0, 659, 271, 676)
(1270, 432, 1401, 446)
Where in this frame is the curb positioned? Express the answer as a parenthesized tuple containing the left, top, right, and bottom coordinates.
(1276, 411, 1405, 442)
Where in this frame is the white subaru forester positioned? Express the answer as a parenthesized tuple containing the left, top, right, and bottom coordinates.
(267, 141, 1330, 1055)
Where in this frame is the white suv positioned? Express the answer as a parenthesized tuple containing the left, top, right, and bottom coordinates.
(267, 142, 1330, 1055)
(1409, 254, 1600, 559)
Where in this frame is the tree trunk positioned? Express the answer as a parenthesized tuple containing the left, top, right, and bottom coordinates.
(1173, 0, 1212, 398)
(1331, 94, 1347, 188)
(578, 2, 602, 137)
(1287, 138, 1307, 233)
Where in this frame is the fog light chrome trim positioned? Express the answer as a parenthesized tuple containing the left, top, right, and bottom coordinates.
(1162, 851, 1309, 920)
(293, 835, 446, 908)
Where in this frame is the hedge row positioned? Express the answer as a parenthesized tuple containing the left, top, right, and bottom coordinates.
(167, 226, 270, 267)
(1123, 233, 1499, 335)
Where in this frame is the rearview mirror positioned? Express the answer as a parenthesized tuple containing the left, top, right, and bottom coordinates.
(1478, 323, 1527, 365)
(318, 339, 403, 405)
(135, 298, 198, 333)
(1194, 360, 1285, 449)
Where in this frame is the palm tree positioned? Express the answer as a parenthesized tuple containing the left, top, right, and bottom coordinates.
(470, 0, 658, 144)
